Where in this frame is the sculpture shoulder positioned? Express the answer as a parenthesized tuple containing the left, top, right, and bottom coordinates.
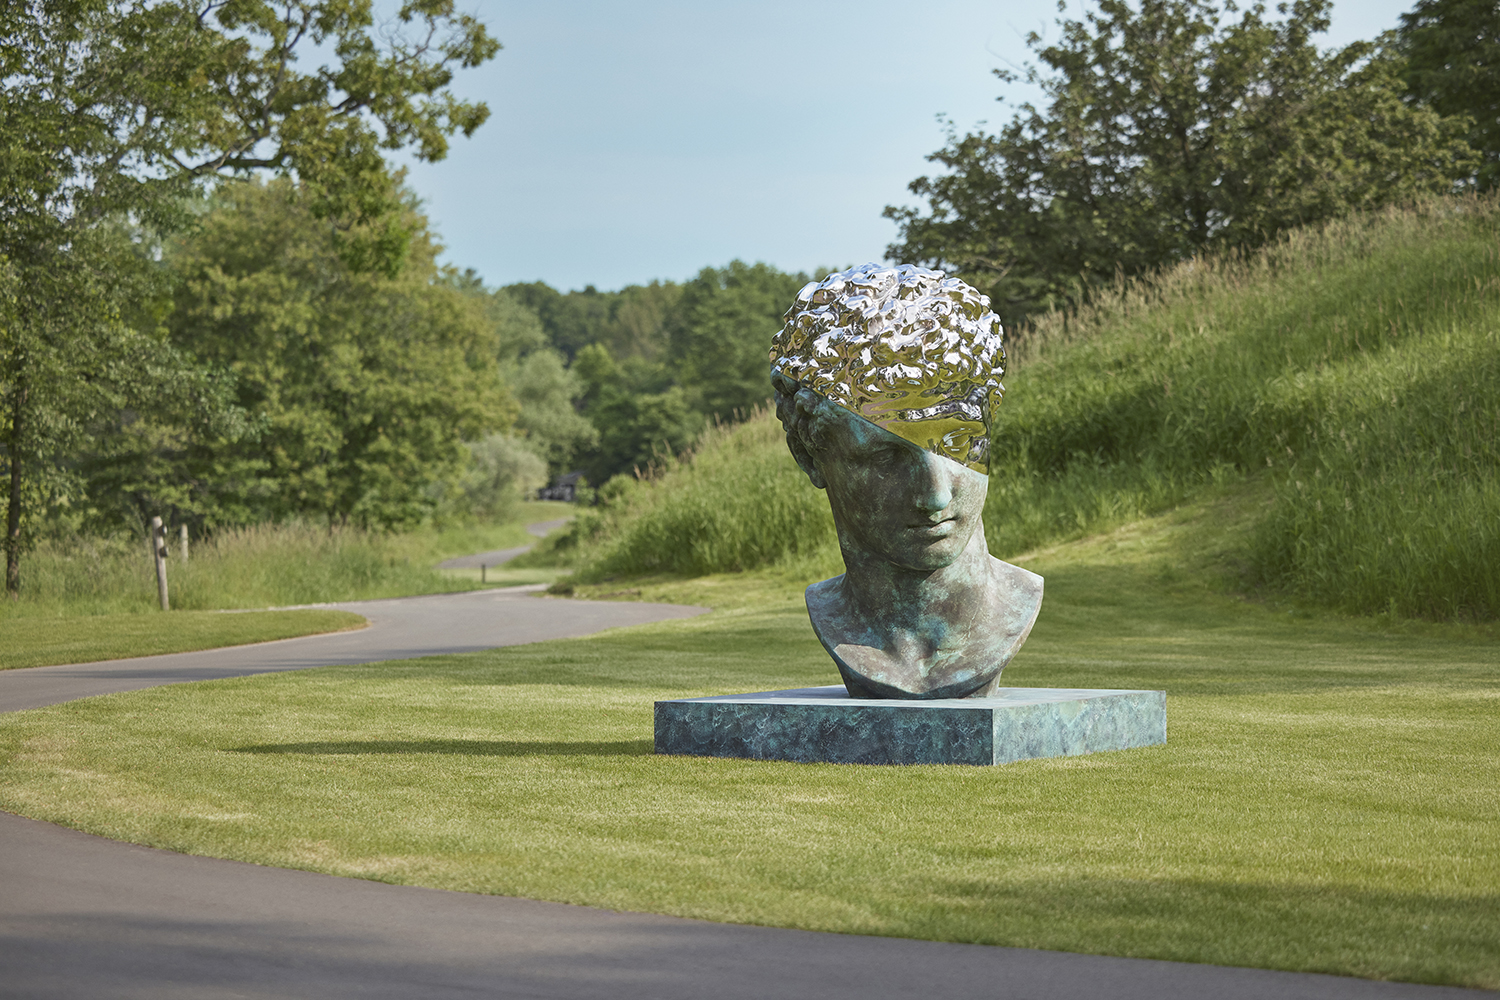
(805, 575, 860, 638)
(989, 556, 1043, 601)
(805, 574, 844, 611)
(985, 555, 1044, 640)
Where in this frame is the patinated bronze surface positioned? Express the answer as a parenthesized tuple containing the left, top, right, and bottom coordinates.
(771, 264, 1043, 700)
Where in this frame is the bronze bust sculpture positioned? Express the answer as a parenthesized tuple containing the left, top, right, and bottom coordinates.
(770, 264, 1043, 699)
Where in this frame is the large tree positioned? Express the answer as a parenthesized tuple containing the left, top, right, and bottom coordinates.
(885, 0, 1476, 327)
(1401, 0, 1500, 191)
(1, 0, 498, 593)
(150, 178, 514, 529)
(666, 260, 810, 423)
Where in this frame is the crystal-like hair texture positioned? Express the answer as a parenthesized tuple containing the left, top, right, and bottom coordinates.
(769, 263, 1005, 473)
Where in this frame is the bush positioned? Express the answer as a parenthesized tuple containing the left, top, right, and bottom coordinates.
(455, 434, 549, 519)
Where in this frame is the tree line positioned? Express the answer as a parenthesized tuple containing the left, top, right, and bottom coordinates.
(5, 0, 1496, 597)
(886, 0, 1499, 330)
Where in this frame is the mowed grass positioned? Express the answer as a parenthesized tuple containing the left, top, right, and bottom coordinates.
(0, 487, 1495, 987)
(0, 609, 366, 669)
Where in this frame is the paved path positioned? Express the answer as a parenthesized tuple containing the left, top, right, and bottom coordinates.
(0, 586, 704, 713)
(0, 579, 1489, 997)
(436, 516, 572, 569)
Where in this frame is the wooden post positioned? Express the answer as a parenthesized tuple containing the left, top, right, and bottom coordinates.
(150, 516, 170, 611)
(179, 523, 189, 563)
(481, 564, 487, 583)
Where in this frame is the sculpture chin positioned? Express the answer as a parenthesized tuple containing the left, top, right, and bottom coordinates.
(805, 555, 1044, 700)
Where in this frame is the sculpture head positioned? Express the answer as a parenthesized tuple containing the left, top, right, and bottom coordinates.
(770, 264, 1005, 572)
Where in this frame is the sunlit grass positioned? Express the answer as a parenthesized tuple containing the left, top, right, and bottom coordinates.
(2, 487, 1495, 986)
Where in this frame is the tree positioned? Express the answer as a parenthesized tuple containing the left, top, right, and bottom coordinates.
(507, 348, 598, 473)
(1, 0, 499, 593)
(667, 260, 810, 422)
(1401, 0, 1500, 190)
(885, 0, 1477, 327)
(503, 279, 681, 363)
(160, 178, 514, 528)
(570, 343, 697, 486)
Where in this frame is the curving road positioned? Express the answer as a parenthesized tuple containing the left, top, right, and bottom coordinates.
(0, 584, 1489, 998)
(0, 585, 704, 714)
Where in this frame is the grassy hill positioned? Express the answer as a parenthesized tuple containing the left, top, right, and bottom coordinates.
(549, 196, 1500, 622)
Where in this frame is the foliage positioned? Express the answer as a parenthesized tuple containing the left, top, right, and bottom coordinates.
(503, 280, 681, 363)
(0, 501, 565, 617)
(1, 0, 500, 593)
(563, 343, 697, 486)
(506, 348, 598, 473)
(885, 0, 1477, 327)
(550, 411, 835, 581)
(448, 433, 548, 521)
(1401, 0, 1500, 191)
(140, 178, 514, 529)
(667, 260, 811, 422)
(502, 261, 810, 483)
(989, 196, 1500, 620)
(0, 225, 250, 591)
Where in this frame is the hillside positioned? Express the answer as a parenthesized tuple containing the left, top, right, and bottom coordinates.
(547, 197, 1500, 622)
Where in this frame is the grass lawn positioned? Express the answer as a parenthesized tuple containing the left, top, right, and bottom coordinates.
(0, 609, 367, 669)
(0, 487, 1495, 987)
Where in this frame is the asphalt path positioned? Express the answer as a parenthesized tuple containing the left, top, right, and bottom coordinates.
(436, 516, 571, 569)
(0, 585, 705, 713)
(0, 570, 1489, 997)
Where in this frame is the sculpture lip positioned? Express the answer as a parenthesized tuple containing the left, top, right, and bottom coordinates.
(908, 517, 958, 537)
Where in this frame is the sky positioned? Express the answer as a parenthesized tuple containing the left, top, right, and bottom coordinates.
(394, 0, 1418, 292)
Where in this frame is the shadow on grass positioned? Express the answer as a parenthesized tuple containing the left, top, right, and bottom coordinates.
(228, 739, 652, 758)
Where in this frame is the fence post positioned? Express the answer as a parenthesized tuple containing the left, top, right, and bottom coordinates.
(481, 564, 487, 583)
(150, 516, 170, 611)
(179, 523, 189, 562)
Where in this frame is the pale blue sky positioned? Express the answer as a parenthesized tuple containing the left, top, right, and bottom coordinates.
(396, 0, 1417, 291)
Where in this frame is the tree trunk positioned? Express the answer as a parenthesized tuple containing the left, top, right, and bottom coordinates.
(5, 382, 25, 599)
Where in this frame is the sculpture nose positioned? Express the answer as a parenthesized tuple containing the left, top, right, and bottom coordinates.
(914, 451, 953, 516)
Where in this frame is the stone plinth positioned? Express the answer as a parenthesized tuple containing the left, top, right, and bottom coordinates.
(654, 686, 1165, 766)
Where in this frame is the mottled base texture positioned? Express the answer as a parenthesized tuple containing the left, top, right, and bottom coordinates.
(654, 686, 1166, 766)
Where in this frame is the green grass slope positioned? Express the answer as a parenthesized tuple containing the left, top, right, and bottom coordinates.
(555, 197, 1500, 621)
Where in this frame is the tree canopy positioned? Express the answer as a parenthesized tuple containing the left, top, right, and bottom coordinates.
(157, 179, 514, 529)
(885, 0, 1477, 327)
(1401, 0, 1500, 191)
(2, 0, 500, 593)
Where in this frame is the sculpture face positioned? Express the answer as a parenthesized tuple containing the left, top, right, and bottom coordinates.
(811, 404, 987, 573)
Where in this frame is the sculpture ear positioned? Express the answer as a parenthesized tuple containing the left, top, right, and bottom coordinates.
(785, 434, 827, 489)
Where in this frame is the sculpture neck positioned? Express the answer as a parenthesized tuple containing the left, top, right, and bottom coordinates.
(835, 520, 995, 632)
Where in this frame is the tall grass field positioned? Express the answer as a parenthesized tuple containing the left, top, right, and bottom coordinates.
(554, 197, 1500, 622)
(3, 501, 571, 618)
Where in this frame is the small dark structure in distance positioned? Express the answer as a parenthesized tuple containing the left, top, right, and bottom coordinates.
(538, 471, 584, 502)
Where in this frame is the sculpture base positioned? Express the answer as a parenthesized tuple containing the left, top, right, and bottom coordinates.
(654, 686, 1165, 766)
